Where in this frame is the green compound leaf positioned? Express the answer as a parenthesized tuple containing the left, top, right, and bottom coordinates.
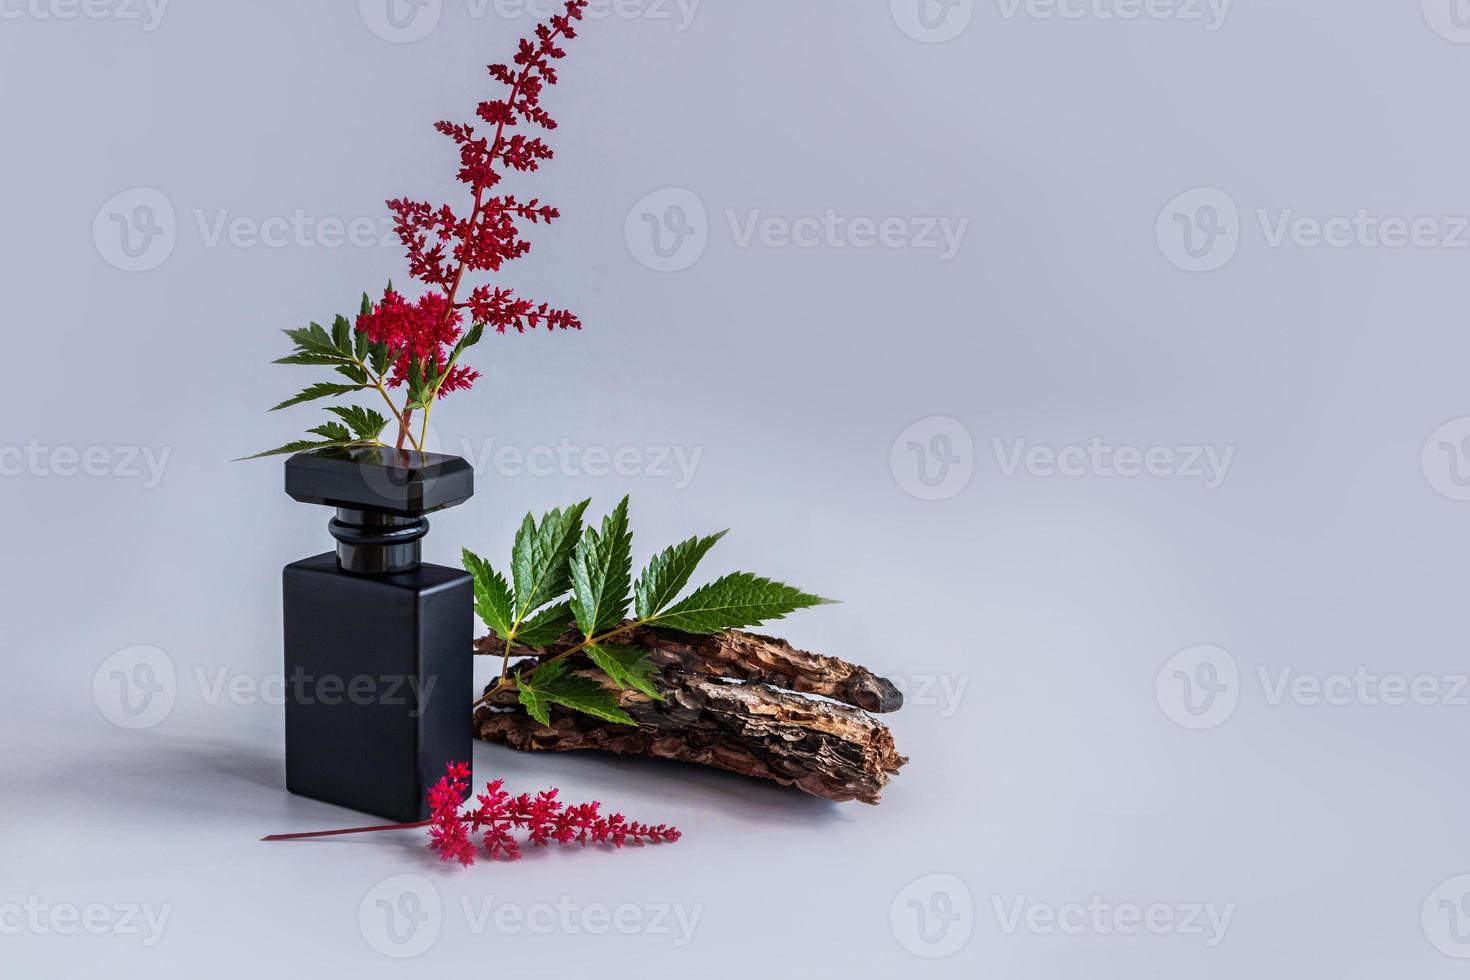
(586, 644, 663, 701)
(270, 383, 366, 413)
(634, 530, 728, 620)
(569, 496, 633, 637)
(463, 548, 515, 642)
(324, 405, 389, 442)
(515, 601, 575, 649)
(307, 422, 353, 443)
(518, 660, 635, 727)
(647, 573, 834, 635)
(510, 501, 591, 621)
(237, 438, 351, 461)
(283, 322, 341, 358)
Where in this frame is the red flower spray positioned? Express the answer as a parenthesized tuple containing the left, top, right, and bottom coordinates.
(379, 0, 589, 449)
(252, 0, 591, 460)
(263, 763, 681, 866)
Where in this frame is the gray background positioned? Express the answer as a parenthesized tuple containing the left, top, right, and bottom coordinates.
(3, 0, 1469, 976)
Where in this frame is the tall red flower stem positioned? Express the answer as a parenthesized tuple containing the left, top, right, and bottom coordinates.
(392, 1, 588, 449)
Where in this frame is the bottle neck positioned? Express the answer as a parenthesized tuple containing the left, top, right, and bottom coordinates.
(328, 508, 429, 575)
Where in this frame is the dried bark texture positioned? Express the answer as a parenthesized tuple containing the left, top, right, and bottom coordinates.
(473, 626, 903, 713)
(473, 628, 908, 805)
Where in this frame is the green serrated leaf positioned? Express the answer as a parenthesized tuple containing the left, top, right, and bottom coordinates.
(307, 421, 353, 443)
(453, 322, 485, 358)
(516, 601, 575, 648)
(332, 315, 353, 355)
(634, 530, 729, 620)
(269, 383, 366, 412)
(324, 405, 389, 442)
(519, 661, 636, 727)
(646, 572, 834, 635)
(335, 364, 369, 385)
(283, 324, 342, 358)
(516, 670, 554, 726)
(510, 501, 591, 620)
(237, 439, 344, 461)
(369, 341, 390, 379)
(586, 644, 663, 701)
(569, 497, 633, 637)
(407, 357, 428, 408)
(273, 352, 352, 367)
(463, 548, 515, 642)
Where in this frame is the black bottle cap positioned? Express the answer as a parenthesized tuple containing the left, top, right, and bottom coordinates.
(285, 446, 474, 518)
(285, 447, 475, 574)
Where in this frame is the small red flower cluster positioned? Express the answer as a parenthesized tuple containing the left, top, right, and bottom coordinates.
(387, 0, 586, 342)
(356, 288, 480, 398)
(428, 763, 681, 866)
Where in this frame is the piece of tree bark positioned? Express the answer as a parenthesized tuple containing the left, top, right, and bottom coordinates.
(473, 631, 908, 805)
(474, 625, 904, 713)
(476, 666, 906, 804)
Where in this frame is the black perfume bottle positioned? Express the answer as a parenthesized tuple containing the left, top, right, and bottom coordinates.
(282, 447, 474, 823)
